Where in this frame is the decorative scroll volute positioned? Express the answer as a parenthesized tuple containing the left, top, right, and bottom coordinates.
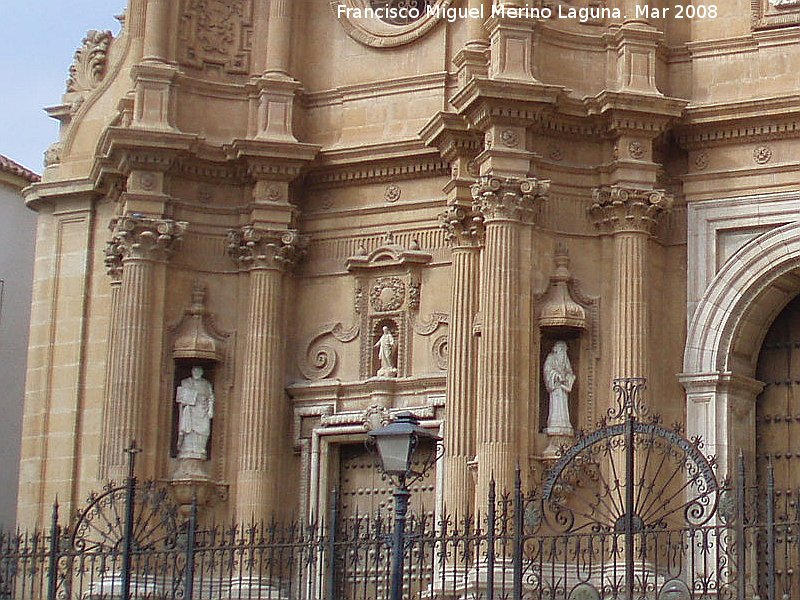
(227, 226, 308, 271)
(109, 216, 188, 263)
(471, 176, 550, 223)
(67, 30, 114, 93)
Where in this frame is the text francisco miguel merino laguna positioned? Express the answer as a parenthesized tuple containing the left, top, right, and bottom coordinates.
(336, 3, 701, 24)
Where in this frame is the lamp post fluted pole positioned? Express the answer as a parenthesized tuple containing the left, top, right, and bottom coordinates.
(390, 476, 410, 600)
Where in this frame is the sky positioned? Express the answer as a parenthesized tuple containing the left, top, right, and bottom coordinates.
(0, 1, 125, 173)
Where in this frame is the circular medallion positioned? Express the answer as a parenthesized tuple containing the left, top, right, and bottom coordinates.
(370, 277, 406, 312)
(331, 0, 453, 48)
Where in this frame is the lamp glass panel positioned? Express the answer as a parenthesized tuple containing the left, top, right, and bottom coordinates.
(376, 435, 412, 475)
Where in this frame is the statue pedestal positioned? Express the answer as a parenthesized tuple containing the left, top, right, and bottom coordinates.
(542, 429, 574, 459)
(170, 458, 216, 519)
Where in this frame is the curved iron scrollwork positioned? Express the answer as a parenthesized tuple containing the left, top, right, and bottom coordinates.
(537, 378, 721, 535)
(71, 481, 179, 553)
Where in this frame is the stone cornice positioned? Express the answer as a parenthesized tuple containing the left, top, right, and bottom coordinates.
(676, 95, 800, 149)
(108, 215, 187, 264)
(301, 72, 447, 109)
(418, 112, 483, 163)
(226, 139, 321, 182)
(305, 141, 448, 188)
(472, 176, 549, 223)
(451, 77, 567, 131)
(590, 186, 673, 234)
(94, 127, 200, 180)
(585, 91, 688, 136)
(227, 225, 308, 271)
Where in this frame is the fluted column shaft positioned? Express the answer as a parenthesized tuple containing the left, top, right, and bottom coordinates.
(612, 232, 647, 379)
(142, 0, 171, 62)
(237, 266, 285, 520)
(440, 208, 483, 520)
(100, 217, 186, 481)
(471, 177, 548, 508)
(591, 186, 672, 383)
(476, 218, 519, 504)
(265, 0, 293, 77)
(228, 226, 305, 522)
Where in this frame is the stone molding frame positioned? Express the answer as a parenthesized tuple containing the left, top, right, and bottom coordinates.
(329, 0, 453, 47)
(753, 0, 800, 29)
(681, 217, 800, 479)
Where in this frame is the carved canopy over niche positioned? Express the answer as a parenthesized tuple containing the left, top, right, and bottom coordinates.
(753, 0, 800, 29)
(330, 0, 453, 47)
(179, 0, 253, 75)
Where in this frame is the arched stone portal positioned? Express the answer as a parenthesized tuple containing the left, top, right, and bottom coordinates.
(681, 221, 800, 478)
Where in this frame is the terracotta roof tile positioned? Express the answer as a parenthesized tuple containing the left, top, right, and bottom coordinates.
(0, 154, 40, 184)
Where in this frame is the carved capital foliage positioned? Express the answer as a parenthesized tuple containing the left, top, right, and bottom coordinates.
(471, 176, 549, 223)
(67, 30, 113, 93)
(439, 206, 485, 247)
(590, 186, 673, 234)
(109, 216, 187, 264)
(227, 226, 308, 271)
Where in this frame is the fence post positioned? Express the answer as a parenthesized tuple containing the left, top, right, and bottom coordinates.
(184, 493, 197, 600)
(487, 478, 495, 600)
(46, 499, 59, 600)
(736, 451, 746, 600)
(512, 467, 523, 600)
(121, 442, 140, 600)
(326, 488, 338, 600)
(766, 458, 776, 600)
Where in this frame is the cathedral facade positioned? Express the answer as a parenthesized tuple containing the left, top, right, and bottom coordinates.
(17, 0, 800, 531)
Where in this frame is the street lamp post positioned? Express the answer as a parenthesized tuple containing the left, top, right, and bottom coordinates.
(366, 412, 442, 600)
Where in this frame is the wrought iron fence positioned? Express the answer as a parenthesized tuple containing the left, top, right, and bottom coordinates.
(3, 380, 799, 600)
(0, 467, 797, 600)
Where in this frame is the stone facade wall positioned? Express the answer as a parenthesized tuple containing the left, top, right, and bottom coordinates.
(17, 0, 800, 526)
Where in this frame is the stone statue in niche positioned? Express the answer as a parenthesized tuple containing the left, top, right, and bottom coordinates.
(375, 326, 398, 377)
(176, 366, 215, 460)
(543, 341, 575, 437)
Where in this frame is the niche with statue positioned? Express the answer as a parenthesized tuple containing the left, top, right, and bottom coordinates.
(165, 282, 232, 513)
(535, 243, 598, 459)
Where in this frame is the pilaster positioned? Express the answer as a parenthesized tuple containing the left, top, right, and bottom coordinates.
(605, 21, 663, 95)
(590, 186, 671, 381)
(472, 176, 548, 506)
(227, 226, 307, 521)
(100, 215, 186, 482)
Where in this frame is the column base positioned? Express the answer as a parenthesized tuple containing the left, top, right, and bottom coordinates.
(224, 578, 288, 600)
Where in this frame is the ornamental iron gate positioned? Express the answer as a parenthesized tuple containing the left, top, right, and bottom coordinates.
(1, 380, 798, 599)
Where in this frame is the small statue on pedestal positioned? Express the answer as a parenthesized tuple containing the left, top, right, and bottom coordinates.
(543, 341, 576, 457)
(176, 366, 215, 460)
(375, 326, 398, 377)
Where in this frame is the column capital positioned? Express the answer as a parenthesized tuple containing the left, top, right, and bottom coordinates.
(440, 205, 485, 248)
(109, 215, 187, 263)
(471, 176, 549, 223)
(590, 185, 672, 234)
(227, 225, 308, 271)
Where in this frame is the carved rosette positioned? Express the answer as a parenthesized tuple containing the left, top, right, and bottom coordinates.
(109, 216, 187, 263)
(227, 226, 308, 271)
(590, 186, 673, 234)
(439, 205, 485, 247)
(66, 30, 113, 93)
(471, 176, 550, 223)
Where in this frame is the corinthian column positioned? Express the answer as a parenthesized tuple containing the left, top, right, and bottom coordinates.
(439, 206, 484, 520)
(228, 226, 305, 522)
(472, 176, 548, 506)
(100, 216, 186, 482)
(590, 186, 672, 380)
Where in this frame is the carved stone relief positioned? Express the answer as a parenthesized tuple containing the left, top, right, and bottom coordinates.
(66, 30, 114, 93)
(754, 0, 800, 28)
(179, 0, 253, 74)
